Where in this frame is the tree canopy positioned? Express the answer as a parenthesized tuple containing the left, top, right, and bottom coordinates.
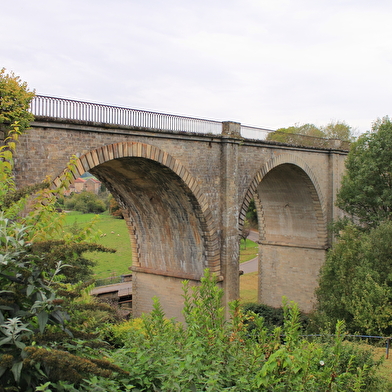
(0, 68, 35, 135)
(267, 121, 353, 145)
(337, 117, 392, 228)
(315, 221, 392, 335)
(315, 116, 392, 336)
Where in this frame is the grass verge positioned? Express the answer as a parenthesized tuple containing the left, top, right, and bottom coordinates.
(239, 271, 258, 303)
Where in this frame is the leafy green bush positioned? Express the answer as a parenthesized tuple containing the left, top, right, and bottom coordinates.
(65, 191, 106, 214)
(315, 221, 392, 336)
(97, 270, 387, 392)
(242, 302, 310, 331)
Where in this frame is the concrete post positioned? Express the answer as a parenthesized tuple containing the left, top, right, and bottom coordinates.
(220, 122, 241, 315)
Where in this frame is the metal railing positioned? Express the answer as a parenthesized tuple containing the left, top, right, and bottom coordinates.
(29, 95, 275, 140)
(241, 125, 272, 140)
(30, 95, 223, 135)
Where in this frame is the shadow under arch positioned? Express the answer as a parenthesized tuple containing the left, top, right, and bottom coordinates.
(54, 142, 220, 318)
(239, 154, 327, 242)
(239, 153, 328, 311)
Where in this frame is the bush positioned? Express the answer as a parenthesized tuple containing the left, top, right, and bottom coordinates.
(242, 302, 285, 328)
(108, 196, 124, 219)
(242, 302, 310, 331)
(104, 271, 388, 391)
(64, 191, 106, 214)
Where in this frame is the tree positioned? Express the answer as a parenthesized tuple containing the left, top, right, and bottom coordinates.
(267, 123, 325, 143)
(315, 221, 392, 335)
(267, 121, 353, 146)
(314, 116, 392, 335)
(321, 120, 353, 142)
(109, 195, 124, 219)
(337, 117, 392, 228)
(0, 68, 35, 135)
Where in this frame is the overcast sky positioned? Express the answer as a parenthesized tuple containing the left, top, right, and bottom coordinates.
(3, 0, 392, 133)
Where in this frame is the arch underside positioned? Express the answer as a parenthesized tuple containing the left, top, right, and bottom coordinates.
(54, 142, 220, 283)
(240, 157, 328, 312)
(258, 164, 326, 248)
(90, 157, 208, 279)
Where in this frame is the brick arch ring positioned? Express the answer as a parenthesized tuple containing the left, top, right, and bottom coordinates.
(53, 141, 221, 275)
(239, 153, 327, 240)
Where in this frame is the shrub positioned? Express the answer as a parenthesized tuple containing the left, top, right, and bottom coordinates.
(108, 196, 124, 219)
(108, 270, 387, 391)
(243, 302, 310, 331)
(64, 191, 106, 214)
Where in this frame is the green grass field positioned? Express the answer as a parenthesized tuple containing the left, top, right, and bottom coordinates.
(64, 212, 133, 279)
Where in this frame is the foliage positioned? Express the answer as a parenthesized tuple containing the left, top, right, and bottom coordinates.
(0, 72, 126, 391)
(0, 68, 35, 135)
(267, 123, 324, 144)
(60, 282, 127, 331)
(337, 116, 392, 228)
(315, 117, 392, 336)
(245, 198, 258, 226)
(109, 195, 124, 219)
(0, 214, 70, 389)
(322, 120, 353, 141)
(315, 221, 392, 336)
(64, 191, 107, 214)
(0, 214, 128, 391)
(242, 302, 309, 331)
(0, 123, 24, 210)
(31, 240, 115, 283)
(267, 121, 353, 146)
(23, 346, 126, 384)
(100, 270, 387, 391)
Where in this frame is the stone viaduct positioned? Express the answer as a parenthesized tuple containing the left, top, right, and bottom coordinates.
(13, 96, 348, 320)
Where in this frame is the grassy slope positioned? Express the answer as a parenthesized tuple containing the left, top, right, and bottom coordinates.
(65, 212, 133, 279)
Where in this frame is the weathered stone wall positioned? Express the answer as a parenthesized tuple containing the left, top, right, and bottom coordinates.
(132, 271, 208, 321)
(14, 118, 348, 317)
(259, 245, 325, 310)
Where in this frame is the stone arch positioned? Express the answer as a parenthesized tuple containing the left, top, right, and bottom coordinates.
(239, 153, 328, 311)
(239, 153, 327, 247)
(54, 141, 220, 278)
